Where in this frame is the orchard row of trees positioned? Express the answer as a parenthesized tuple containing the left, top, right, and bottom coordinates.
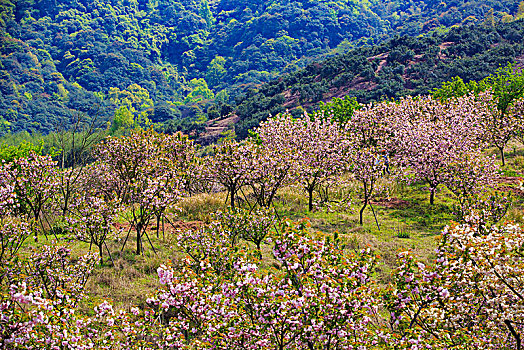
(1, 64, 524, 259)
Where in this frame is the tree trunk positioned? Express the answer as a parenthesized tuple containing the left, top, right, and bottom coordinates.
(430, 187, 435, 205)
(505, 320, 521, 350)
(360, 182, 369, 225)
(156, 214, 161, 238)
(98, 244, 104, 265)
(499, 145, 506, 166)
(360, 198, 368, 225)
(62, 192, 69, 218)
(33, 208, 42, 241)
(230, 188, 235, 209)
(136, 225, 142, 255)
(255, 242, 262, 259)
(307, 186, 314, 212)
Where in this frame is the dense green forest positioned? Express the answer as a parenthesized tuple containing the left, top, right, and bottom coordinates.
(0, 0, 522, 137)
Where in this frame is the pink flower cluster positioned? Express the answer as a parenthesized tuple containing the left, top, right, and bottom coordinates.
(386, 222, 524, 348)
(149, 219, 381, 349)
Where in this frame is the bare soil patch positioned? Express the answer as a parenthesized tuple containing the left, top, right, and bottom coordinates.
(371, 197, 411, 209)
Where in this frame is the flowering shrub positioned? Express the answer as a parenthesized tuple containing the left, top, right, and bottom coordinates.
(3, 222, 524, 349)
(443, 149, 500, 201)
(174, 221, 251, 280)
(0, 218, 31, 284)
(149, 220, 380, 349)
(1, 244, 99, 348)
(452, 190, 512, 233)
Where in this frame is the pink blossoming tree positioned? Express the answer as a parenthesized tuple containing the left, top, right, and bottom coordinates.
(95, 129, 194, 254)
(385, 222, 524, 349)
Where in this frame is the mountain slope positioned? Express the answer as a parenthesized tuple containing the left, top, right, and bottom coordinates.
(0, 0, 522, 135)
(227, 20, 524, 139)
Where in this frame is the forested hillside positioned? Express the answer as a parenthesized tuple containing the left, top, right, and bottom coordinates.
(230, 19, 524, 138)
(0, 0, 522, 136)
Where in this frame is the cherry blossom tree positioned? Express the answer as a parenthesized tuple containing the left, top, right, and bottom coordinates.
(344, 100, 395, 151)
(66, 191, 120, 264)
(440, 149, 507, 232)
(247, 115, 301, 209)
(349, 146, 385, 226)
(95, 129, 193, 255)
(156, 133, 199, 238)
(1, 284, 158, 348)
(341, 100, 396, 224)
(0, 238, 167, 349)
(256, 112, 347, 211)
(208, 139, 254, 209)
(247, 144, 295, 209)
(0, 153, 59, 236)
(392, 94, 487, 205)
(385, 222, 524, 349)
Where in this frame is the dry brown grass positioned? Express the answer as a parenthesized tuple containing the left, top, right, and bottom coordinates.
(176, 192, 228, 221)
